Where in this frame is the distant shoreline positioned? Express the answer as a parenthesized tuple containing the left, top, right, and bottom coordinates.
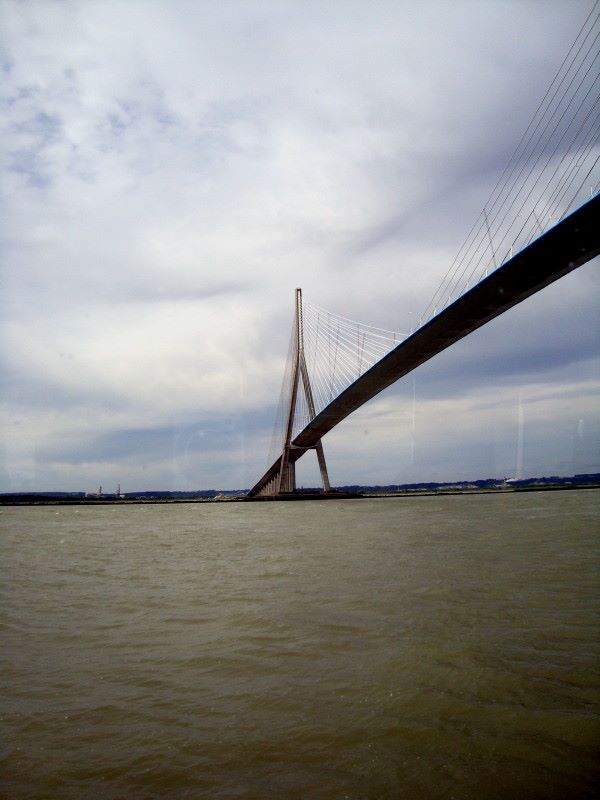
(1, 483, 598, 506)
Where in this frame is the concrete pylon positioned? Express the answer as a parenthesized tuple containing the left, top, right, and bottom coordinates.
(277, 288, 331, 495)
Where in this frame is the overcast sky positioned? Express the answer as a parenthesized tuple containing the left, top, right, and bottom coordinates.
(1, 0, 598, 492)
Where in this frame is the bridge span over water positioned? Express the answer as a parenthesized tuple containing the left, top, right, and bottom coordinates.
(247, 195, 599, 498)
(247, 8, 599, 498)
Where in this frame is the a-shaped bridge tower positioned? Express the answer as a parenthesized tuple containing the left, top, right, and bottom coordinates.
(275, 288, 331, 496)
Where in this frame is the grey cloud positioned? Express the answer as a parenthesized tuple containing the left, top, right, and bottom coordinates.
(38, 420, 239, 463)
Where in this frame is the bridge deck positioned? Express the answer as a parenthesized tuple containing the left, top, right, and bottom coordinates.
(248, 194, 599, 497)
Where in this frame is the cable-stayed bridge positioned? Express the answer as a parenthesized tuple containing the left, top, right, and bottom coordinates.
(247, 6, 600, 498)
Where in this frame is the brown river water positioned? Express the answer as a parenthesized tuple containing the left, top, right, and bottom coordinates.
(1, 490, 598, 799)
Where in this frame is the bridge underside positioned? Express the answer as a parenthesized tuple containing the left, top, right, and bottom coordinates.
(247, 195, 599, 498)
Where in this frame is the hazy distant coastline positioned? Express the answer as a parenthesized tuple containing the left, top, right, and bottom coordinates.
(1, 474, 599, 505)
